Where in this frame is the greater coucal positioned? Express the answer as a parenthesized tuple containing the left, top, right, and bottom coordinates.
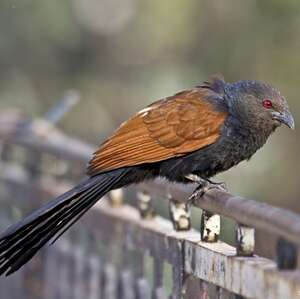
(0, 76, 294, 275)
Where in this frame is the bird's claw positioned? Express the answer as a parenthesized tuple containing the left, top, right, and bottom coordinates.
(185, 175, 227, 203)
(207, 181, 227, 193)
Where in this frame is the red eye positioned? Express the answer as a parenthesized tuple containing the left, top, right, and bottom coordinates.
(262, 99, 273, 109)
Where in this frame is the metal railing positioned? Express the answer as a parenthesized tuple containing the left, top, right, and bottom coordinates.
(0, 104, 299, 298)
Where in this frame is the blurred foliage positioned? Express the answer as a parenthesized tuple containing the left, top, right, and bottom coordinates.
(0, 0, 300, 211)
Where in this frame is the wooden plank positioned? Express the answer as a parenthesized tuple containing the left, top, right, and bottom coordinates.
(184, 240, 300, 299)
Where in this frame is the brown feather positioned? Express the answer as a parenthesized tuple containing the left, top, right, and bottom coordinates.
(87, 88, 227, 175)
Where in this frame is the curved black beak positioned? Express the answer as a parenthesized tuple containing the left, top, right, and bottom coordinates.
(272, 111, 295, 129)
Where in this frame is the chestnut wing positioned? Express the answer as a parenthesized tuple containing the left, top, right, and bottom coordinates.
(87, 89, 227, 175)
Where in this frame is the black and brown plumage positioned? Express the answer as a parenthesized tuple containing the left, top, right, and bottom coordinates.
(0, 76, 294, 275)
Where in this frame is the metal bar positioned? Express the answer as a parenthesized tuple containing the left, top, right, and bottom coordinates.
(139, 181, 300, 246)
(236, 224, 255, 256)
(169, 238, 185, 299)
(86, 255, 102, 299)
(55, 241, 73, 299)
(154, 287, 167, 299)
(133, 252, 145, 279)
(109, 189, 124, 207)
(135, 278, 151, 299)
(153, 258, 164, 289)
(43, 245, 61, 299)
(137, 191, 155, 219)
(0, 112, 94, 162)
(102, 264, 117, 299)
(198, 280, 218, 299)
(168, 199, 191, 231)
(119, 270, 135, 299)
(200, 210, 220, 242)
(276, 238, 297, 270)
(218, 286, 238, 299)
(72, 247, 85, 299)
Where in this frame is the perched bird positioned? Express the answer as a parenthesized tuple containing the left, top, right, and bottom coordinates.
(0, 76, 294, 276)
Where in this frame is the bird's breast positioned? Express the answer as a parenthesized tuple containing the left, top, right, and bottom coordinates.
(218, 120, 272, 166)
(158, 118, 272, 181)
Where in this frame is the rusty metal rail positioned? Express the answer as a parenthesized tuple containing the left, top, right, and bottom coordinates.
(139, 181, 300, 246)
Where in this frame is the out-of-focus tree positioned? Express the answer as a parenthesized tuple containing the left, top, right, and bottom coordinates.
(0, 0, 300, 209)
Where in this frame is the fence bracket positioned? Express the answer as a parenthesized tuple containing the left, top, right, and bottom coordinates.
(109, 189, 124, 207)
(276, 238, 297, 270)
(236, 224, 255, 256)
(137, 191, 155, 219)
(169, 200, 191, 231)
(201, 210, 220, 242)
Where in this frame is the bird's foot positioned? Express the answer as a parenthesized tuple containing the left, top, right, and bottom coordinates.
(205, 178, 227, 193)
(185, 174, 227, 202)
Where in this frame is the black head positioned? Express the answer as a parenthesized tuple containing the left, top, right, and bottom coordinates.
(224, 80, 294, 132)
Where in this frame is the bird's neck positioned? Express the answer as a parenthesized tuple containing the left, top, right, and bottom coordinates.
(226, 115, 274, 154)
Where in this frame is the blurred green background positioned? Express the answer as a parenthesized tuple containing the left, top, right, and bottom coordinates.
(0, 0, 299, 211)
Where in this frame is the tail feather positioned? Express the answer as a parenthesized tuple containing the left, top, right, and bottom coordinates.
(0, 183, 101, 274)
(0, 177, 99, 252)
(50, 180, 107, 244)
(0, 169, 128, 276)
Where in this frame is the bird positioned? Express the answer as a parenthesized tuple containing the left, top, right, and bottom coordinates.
(0, 75, 294, 276)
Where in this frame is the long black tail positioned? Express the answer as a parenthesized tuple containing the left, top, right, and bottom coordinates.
(0, 169, 128, 276)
